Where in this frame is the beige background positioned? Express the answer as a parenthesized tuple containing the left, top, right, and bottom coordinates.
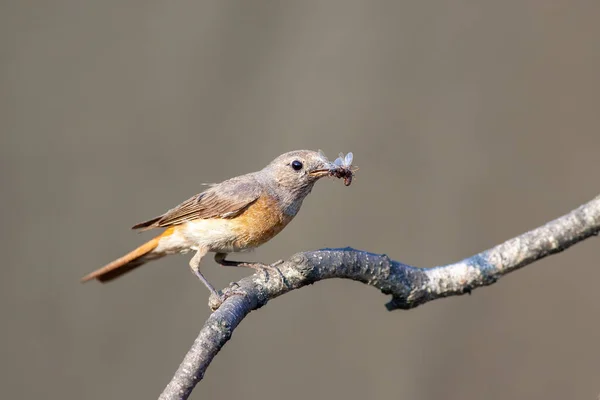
(2, 2, 600, 399)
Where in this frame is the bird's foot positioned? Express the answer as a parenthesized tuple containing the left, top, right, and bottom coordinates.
(208, 283, 246, 311)
(239, 260, 285, 281)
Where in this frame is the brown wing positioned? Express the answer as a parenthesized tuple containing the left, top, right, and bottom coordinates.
(132, 174, 262, 230)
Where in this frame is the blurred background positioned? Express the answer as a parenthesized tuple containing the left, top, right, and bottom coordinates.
(2, 1, 600, 399)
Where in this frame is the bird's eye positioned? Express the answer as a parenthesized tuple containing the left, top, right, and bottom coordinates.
(291, 160, 303, 171)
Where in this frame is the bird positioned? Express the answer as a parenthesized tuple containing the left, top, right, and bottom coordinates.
(81, 150, 354, 304)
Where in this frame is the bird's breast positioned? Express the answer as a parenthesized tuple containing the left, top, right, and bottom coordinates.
(180, 195, 294, 253)
(230, 194, 294, 249)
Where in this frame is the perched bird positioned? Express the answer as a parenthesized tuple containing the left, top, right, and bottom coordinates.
(81, 150, 354, 303)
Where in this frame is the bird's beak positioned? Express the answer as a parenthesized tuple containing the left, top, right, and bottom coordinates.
(308, 161, 337, 178)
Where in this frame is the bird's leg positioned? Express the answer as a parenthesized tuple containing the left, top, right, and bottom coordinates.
(214, 252, 285, 281)
(189, 248, 219, 297)
(190, 248, 244, 307)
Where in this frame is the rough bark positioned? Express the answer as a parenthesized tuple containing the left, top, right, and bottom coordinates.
(159, 195, 600, 400)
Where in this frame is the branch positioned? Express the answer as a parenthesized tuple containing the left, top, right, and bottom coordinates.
(159, 195, 600, 400)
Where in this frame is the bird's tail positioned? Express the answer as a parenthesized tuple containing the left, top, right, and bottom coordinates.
(81, 234, 166, 283)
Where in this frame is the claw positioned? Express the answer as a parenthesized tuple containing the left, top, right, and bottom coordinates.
(239, 261, 285, 283)
(208, 286, 247, 311)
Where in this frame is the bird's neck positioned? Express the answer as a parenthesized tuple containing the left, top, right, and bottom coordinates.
(263, 182, 315, 217)
(254, 169, 316, 217)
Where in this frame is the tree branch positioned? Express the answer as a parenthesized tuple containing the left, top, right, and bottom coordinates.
(159, 195, 600, 400)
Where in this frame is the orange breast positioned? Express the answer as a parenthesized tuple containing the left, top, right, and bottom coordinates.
(230, 195, 294, 249)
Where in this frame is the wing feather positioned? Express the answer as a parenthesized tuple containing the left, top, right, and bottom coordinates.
(132, 174, 262, 230)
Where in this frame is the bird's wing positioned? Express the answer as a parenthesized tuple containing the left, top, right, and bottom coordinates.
(131, 175, 262, 230)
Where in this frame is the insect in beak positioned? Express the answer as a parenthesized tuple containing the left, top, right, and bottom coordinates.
(310, 152, 356, 186)
(331, 152, 355, 186)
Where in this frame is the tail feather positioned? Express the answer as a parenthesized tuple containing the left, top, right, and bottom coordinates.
(81, 235, 163, 283)
(131, 216, 162, 231)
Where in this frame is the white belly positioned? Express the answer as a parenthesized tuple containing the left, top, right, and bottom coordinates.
(184, 218, 242, 252)
(153, 218, 250, 255)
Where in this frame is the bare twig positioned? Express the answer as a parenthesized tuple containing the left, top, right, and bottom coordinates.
(159, 195, 600, 400)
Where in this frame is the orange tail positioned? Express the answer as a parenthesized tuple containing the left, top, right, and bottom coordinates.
(81, 235, 164, 283)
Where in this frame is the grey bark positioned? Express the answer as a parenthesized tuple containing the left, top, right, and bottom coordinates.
(159, 195, 600, 400)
